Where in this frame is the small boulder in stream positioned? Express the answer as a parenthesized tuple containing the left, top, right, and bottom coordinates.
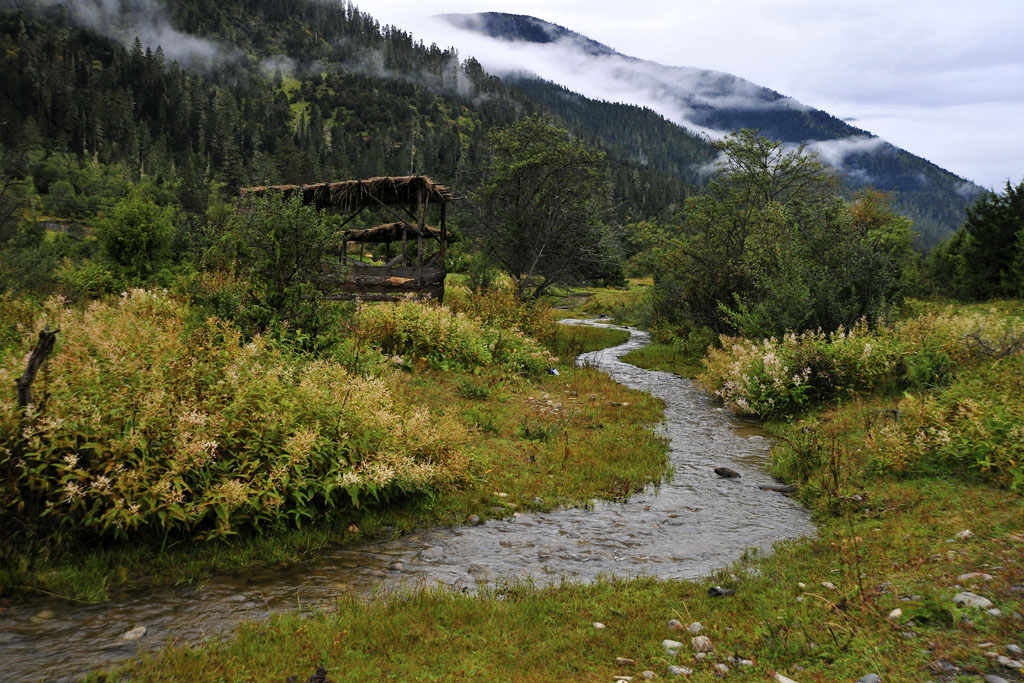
(714, 467, 740, 479)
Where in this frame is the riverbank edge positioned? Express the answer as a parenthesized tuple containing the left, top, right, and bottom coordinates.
(1, 323, 667, 604)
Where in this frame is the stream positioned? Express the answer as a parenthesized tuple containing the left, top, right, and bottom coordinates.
(0, 320, 814, 682)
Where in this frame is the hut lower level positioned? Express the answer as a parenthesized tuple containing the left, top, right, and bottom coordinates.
(239, 175, 454, 302)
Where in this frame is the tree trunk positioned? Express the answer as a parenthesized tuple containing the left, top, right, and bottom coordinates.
(16, 326, 59, 408)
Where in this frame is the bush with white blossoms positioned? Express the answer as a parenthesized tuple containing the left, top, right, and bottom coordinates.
(1, 291, 469, 543)
(699, 309, 1021, 419)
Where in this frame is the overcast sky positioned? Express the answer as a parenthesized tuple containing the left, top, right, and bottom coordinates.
(356, 0, 1024, 190)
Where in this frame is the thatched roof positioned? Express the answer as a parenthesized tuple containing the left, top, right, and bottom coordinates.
(344, 222, 441, 243)
(238, 176, 454, 209)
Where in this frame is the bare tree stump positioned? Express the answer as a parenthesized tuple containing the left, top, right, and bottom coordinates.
(16, 326, 59, 408)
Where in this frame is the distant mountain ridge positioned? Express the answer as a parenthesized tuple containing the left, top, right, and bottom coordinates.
(438, 12, 984, 247)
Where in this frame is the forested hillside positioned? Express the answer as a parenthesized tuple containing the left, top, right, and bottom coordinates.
(440, 11, 985, 247)
(0, 0, 706, 227)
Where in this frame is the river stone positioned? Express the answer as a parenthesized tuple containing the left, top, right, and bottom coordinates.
(119, 625, 147, 641)
(691, 635, 713, 652)
(857, 675, 881, 683)
(997, 656, 1024, 669)
(662, 639, 683, 655)
(666, 666, 692, 676)
(667, 619, 684, 631)
(953, 591, 993, 609)
(713, 466, 740, 478)
(687, 621, 703, 634)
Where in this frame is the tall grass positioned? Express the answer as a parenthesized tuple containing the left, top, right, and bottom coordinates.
(1, 291, 470, 550)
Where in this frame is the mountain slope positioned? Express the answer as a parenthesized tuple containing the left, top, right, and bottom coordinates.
(438, 12, 983, 247)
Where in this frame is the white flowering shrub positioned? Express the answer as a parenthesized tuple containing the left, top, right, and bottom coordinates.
(699, 309, 1019, 419)
(0, 291, 469, 543)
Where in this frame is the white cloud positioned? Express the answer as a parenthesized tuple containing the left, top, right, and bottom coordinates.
(355, 0, 1024, 188)
(34, 0, 234, 68)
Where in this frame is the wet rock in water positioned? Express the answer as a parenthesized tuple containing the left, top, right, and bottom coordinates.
(687, 621, 703, 634)
(615, 657, 636, 667)
(667, 618, 684, 631)
(467, 514, 481, 526)
(953, 591, 993, 609)
(691, 635, 713, 652)
(662, 639, 683, 655)
(713, 467, 740, 478)
(857, 675, 881, 683)
(707, 585, 735, 597)
(118, 625, 147, 641)
(666, 666, 693, 676)
(759, 483, 798, 494)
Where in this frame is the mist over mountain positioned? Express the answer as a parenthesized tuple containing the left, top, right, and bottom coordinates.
(0, 1, 982, 247)
(437, 12, 985, 247)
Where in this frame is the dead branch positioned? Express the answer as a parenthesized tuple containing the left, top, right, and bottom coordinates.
(16, 326, 59, 408)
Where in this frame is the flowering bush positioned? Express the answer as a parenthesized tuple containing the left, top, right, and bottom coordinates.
(356, 297, 554, 375)
(0, 291, 469, 544)
(699, 309, 1022, 419)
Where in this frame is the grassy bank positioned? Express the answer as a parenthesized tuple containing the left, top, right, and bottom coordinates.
(0, 293, 664, 602)
(109, 300, 1024, 681)
(110, 478, 1023, 682)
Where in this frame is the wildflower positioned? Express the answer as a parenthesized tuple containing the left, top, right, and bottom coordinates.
(62, 481, 83, 503)
(62, 453, 79, 468)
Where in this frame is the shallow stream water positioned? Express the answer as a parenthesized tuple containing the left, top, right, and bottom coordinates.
(1, 321, 814, 682)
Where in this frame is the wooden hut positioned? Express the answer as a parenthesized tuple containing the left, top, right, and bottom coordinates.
(239, 176, 454, 302)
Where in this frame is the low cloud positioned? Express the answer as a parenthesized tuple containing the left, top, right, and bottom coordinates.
(28, 0, 237, 69)
(806, 136, 888, 169)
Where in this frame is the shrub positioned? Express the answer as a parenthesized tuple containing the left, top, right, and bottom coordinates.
(0, 291, 469, 549)
(699, 308, 1023, 419)
(356, 298, 554, 375)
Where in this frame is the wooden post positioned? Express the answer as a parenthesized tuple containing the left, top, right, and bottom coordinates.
(440, 202, 447, 270)
(416, 186, 425, 281)
(16, 326, 59, 408)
